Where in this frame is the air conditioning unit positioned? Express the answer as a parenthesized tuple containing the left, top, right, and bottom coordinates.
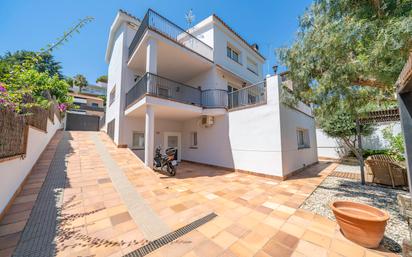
(201, 115, 214, 127)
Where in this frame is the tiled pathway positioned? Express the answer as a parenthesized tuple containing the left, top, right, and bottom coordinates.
(12, 133, 70, 257)
(0, 131, 399, 257)
(91, 133, 170, 240)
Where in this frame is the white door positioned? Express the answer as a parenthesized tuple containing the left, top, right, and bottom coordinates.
(163, 132, 181, 162)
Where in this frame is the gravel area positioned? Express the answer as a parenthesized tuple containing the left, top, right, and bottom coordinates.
(334, 164, 360, 173)
(301, 175, 408, 253)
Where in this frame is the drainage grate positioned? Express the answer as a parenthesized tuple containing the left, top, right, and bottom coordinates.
(123, 212, 218, 257)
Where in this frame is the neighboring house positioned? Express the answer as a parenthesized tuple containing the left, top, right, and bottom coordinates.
(70, 82, 107, 96)
(104, 9, 318, 179)
(81, 82, 108, 96)
(69, 92, 105, 118)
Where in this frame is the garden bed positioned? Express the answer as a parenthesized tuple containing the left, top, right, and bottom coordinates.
(301, 175, 408, 253)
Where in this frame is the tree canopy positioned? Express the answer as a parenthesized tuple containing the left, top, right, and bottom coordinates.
(73, 74, 88, 91)
(0, 51, 63, 78)
(96, 75, 108, 83)
(0, 17, 94, 113)
(277, 0, 411, 161)
(277, 0, 412, 114)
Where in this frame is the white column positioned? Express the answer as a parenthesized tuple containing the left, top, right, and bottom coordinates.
(146, 38, 158, 94)
(145, 105, 155, 168)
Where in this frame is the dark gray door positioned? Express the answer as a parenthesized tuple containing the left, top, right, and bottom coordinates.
(66, 112, 100, 131)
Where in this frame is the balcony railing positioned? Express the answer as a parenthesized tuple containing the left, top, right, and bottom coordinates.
(125, 74, 267, 111)
(128, 9, 213, 60)
(228, 80, 266, 109)
(201, 89, 228, 108)
(125, 73, 202, 109)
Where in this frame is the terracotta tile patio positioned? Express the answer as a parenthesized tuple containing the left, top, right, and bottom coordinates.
(0, 131, 399, 257)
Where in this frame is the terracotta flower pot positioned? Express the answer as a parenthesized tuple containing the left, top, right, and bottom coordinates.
(330, 201, 389, 248)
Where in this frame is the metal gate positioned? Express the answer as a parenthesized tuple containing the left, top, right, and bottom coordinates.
(66, 112, 100, 131)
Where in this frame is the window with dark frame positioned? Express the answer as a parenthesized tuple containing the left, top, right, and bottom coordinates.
(297, 129, 310, 149)
(247, 58, 258, 75)
(227, 45, 240, 64)
(109, 85, 116, 106)
(190, 132, 198, 148)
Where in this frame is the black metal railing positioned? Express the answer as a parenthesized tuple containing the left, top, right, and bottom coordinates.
(74, 103, 105, 112)
(125, 73, 202, 109)
(125, 74, 267, 110)
(128, 9, 213, 60)
(201, 89, 228, 108)
(125, 74, 148, 108)
(228, 80, 266, 109)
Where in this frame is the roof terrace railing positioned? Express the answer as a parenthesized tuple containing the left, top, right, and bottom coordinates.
(128, 9, 213, 61)
(228, 80, 266, 109)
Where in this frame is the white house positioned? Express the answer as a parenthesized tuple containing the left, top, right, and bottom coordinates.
(104, 9, 318, 179)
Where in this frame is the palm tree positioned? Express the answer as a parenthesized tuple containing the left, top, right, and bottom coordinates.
(73, 74, 88, 92)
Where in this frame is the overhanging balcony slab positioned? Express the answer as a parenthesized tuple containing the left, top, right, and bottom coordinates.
(128, 30, 213, 83)
(125, 95, 203, 121)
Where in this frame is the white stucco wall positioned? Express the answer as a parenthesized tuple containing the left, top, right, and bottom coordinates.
(213, 21, 264, 84)
(123, 75, 317, 178)
(0, 114, 62, 215)
(106, 22, 137, 145)
(316, 122, 402, 159)
(279, 104, 318, 176)
(182, 115, 234, 168)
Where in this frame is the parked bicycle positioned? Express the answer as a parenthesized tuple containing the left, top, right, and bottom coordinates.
(153, 146, 177, 176)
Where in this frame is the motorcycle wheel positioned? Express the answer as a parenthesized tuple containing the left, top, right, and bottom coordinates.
(167, 163, 176, 176)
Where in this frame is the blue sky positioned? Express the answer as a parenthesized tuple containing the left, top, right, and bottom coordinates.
(0, 0, 312, 83)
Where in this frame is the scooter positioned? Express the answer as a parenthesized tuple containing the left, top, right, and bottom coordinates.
(153, 146, 177, 176)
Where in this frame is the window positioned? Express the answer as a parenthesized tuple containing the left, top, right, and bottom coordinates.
(107, 119, 115, 140)
(132, 132, 145, 149)
(91, 103, 99, 107)
(109, 85, 116, 106)
(190, 132, 198, 148)
(247, 58, 258, 75)
(227, 45, 241, 64)
(297, 129, 310, 149)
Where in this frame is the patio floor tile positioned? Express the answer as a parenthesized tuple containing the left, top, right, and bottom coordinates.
(0, 131, 398, 257)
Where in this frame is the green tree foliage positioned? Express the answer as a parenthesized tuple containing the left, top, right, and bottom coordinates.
(73, 74, 88, 92)
(317, 105, 374, 160)
(277, 0, 411, 160)
(0, 51, 62, 78)
(382, 125, 405, 161)
(0, 17, 94, 113)
(96, 75, 108, 83)
(277, 0, 412, 111)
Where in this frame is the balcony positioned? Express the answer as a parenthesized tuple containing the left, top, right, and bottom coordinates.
(125, 73, 267, 112)
(125, 73, 228, 110)
(128, 9, 213, 61)
(228, 81, 266, 109)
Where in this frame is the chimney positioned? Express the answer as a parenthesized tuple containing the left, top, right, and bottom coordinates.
(251, 43, 259, 51)
(272, 65, 278, 75)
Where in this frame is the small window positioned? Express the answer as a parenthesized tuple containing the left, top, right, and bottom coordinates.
(190, 132, 198, 148)
(91, 103, 99, 107)
(132, 132, 145, 149)
(247, 58, 258, 75)
(109, 85, 116, 106)
(297, 129, 310, 149)
(227, 45, 241, 64)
